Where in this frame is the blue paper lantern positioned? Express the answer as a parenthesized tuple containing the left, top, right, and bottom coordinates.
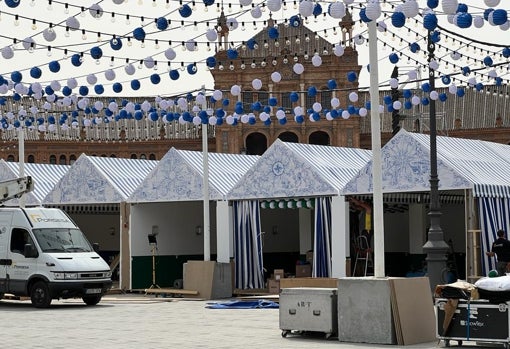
(216, 117, 223, 126)
(169, 70, 180, 80)
(11, 71, 22, 83)
(150, 74, 161, 84)
(110, 37, 122, 50)
(290, 92, 299, 102)
(226, 49, 239, 60)
(403, 89, 412, 99)
(404, 101, 412, 109)
(30, 67, 42, 79)
(475, 83, 484, 92)
(79, 86, 89, 96)
(252, 102, 262, 111)
(269, 97, 278, 106)
(13, 93, 21, 102)
(187, 64, 197, 75)
(441, 75, 451, 85)
(492, 9, 507, 25)
(246, 39, 257, 50)
(347, 105, 356, 114)
(456, 88, 465, 97)
(456, 12, 472, 28)
(462, 66, 471, 76)
(327, 79, 337, 89)
(457, 3, 468, 13)
(134, 110, 143, 120)
(131, 80, 141, 90)
(263, 106, 271, 113)
(502, 47, 510, 58)
(391, 12, 406, 28)
(496, 77, 503, 86)
(90, 46, 103, 59)
(179, 4, 192, 18)
(133, 27, 146, 41)
(312, 112, 320, 121)
(71, 54, 82, 67)
(206, 56, 216, 68)
(279, 118, 287, 125)
(307, 86, 317, 97)
(268, 27, 279, 39)
(423, 13, 438, 30)
(156, 17, 169, 30)
(312, 3, 322, 16)
(359, 8, 371, 23)
(439, 93, 448, 102)
(383, 95, 392, 105)
(365, 101, 371, 110)
(295, 115, 304, 123)
(387, 105, 394, 113)
(45, 86, 54, 95)
(222, 98, 230, 106)
(410, 42, 420, 53)
(235, 104, 243, 114)
(62, 86, 72, 96)
(48, 61, 61, 73)
(5, 0, 21, 8)
(248, 116, 256, 125)
(150, 112, 159, 121)
(203, 0, 215, 6)
(263, 119, 270, 126)
(289, 15, 301, 27)
(421, 97, 430, 106)
(484, 8, 494, 21)
(113, 82, 123, 93)
(13, 120, 20, 128)
(389, 53, 399, 64)
(421, 82, 431, 92)
(427, 0, 438, 9)
(347, 71, 357, 82)
(216, 109, 225, 118)
(483, 56, 493, 67)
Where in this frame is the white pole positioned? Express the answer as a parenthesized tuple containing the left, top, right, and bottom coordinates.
(18, 127, 26, 208)
(201, 86, 211, 261)
(368, 20, 385, 277)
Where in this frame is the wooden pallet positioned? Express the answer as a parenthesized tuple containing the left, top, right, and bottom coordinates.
(144, 288, 199, 298)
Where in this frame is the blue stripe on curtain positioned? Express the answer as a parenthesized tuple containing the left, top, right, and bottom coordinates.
(479, 197, 510, 276)
(233, 200, 264, 289)
(313, 197, 332, 277)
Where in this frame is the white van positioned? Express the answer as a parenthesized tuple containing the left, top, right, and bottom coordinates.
(0, 207, 112, 308)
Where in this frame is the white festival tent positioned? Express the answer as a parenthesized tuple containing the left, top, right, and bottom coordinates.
(343, 129, 510, 278)
(42, 154, 158, 289)
(227, 139, 373, 286)
(126, 148, 259, 290)
(0, 160, 70, 206)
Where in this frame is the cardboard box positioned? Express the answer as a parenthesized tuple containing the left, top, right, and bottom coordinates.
(268, 279, 280, 294)
(295, 264, 312, 277)
(274, 269, 285, 280)
(306, 251, 314, 264)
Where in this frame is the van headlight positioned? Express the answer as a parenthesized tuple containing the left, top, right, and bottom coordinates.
(105, 271, 112, 278)
(53, 272, 78, 280)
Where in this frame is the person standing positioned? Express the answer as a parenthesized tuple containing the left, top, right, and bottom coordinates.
(486, 229, 510, 276)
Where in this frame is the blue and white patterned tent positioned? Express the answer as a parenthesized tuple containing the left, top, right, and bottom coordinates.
(0, 160, 70, 206)
(128, 148, 259, 202)
(343, 129, 510, 276)
(43, 154, 157, 204)
(228, 139, 372, 281)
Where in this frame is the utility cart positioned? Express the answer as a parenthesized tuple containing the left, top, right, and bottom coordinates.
(436, 298, 510, 348)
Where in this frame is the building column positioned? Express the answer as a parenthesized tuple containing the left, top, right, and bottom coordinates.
(332, 195, 349, 277)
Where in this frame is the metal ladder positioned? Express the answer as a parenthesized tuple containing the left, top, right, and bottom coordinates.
(353, 235, 372, 276)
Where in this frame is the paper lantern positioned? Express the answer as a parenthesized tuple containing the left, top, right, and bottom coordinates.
(359, 108, 368, 117)
(1, 46, 14, 59)
(86, 74, 97, 85)
(43, 28, 57, 42)
(165, 48, 176, 60)
(251, 6, 262, 18)
(484, 56, 493, 67)
(328, 2, 346, 18)
(347, 71, 357, 82)
(89, 4, 103, 18)
(327, 79, 337, 89)
(206, 29, 217, 42)
(30, 67, 42, 79)
(270, 72, 282, 83)
(230, 85, 241, 96)
(105, 69, 116, 81)
(441, 0, 458, 14)
(124, 63, 135, 76)
(341, 110, 350, 119)
(429, 60, 439, 70)
(133, 27, 146, 41)
(331, 98, 340, 108)
(299, 0, 314, 17)
(308, 86, 317, 97)
(473, 15, 484, 28)
(391, 12, 406, 27)
(251, 79, 262, 90)
(423, 13, 438, 30)
(293, 63, 304, 74)
(312, 102, 322, 112)
(334, 45, 345, 56)
(5, 0, 20, 8)
(66, 16, 80, 30)
(239, 0, 252, 6)
(456, 12, 472, 28)
(90, 46, 103, 59)
(185, 40, 197, 52)
(411, 96, 421, 105)
(389, 78, 399, 89)
(22, 37, 36, 51)
(492, 9, 507, 25)
(275, 110, 285, 119)
(389, 53, 399, 64)
(402, 0, 419, 18)
(311, 55, 322, 67)
(179, 4, 192, 17)
(49, 61, 61, 73)
(365, 1, 381, 20)
(31, 82, 42, 94)
(349, 92, 359, 102)
(267, 0, 282, 12)
(448, 84, 458, 94)
(227, 18, 239, 30)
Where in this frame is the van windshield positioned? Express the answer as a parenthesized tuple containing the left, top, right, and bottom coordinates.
(32, 228, 93, 253)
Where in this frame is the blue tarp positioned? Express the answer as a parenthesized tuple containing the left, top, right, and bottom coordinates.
(205, 300, 279, 309)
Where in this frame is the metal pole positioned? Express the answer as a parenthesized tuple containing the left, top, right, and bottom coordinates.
(18, 127, 26, 208)
(423, 31, 448, 289)
(368, 20, 385, 278)
(201, 86, 211, 261)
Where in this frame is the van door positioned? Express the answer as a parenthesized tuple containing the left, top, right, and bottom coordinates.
(0, 212, 14, 293)
(6, 228, 36, 294)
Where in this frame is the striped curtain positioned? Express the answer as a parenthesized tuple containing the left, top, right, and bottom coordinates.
(479, 197, 510, 275)
(313, 196, 332, 277)
(233, 200, 264, 289)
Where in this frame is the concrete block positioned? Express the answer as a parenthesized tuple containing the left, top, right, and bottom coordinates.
(337, 277, 396, 344)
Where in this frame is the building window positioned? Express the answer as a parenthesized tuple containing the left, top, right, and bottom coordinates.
(140, 154, 147, 159)
(243, 90, 253, 105)
(59, 155, 67, 165)
(281, 92, 291, 111)
(321, 90, 332, 109)
(70, 154, 77, 165)
(306, 94, 316, 110)
(149, 154, 156, 160)
(49, 155, 56, 164)
(258, 91, 269, 106)
(7, 154, 15, 162)
(27, 155, 35, 163)
(130, 154, 138, 159)
(110, 154, 116, 158)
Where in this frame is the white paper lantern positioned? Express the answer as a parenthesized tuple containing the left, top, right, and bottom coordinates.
(267, 0, 282, 12)
(251, 6, 262, 18)
(43, 28, 57, 42)
(94, 101, 104, 110)
(349, 92, 359, 102)
(226, 115, 234, 124)
(251, 79, 262, 90)
(430, 91, 439, 100)
(276, 110, 286, 119)
(31, 82, 43, 93)
(46, 94, 56, 103)
(500, 21, 510, 31)
(311, 55, 322, 67)
(407, 70, 418, 80)
(271, 72, 282, 83)
(206, 29, 218, 42)
(333, 44, 345, 57)
(328, 2, 345, 19)
(359, 107, 368, 117)
(48, 124, 56, 132)
(1, 46, 14, 59)
(43, 102, 51, 110)
(389, 78, 399, 89)
(326, 112, 333, 121)
(22, 37, 36, 51)
(89, 4, 104, 18)
(331, 97, 340, 108)
(38, 125, 46, 132)
(259, 112, 269, 122)
(77, 98, 88, 109)
(104, 69, 116, 81)
(125, 102, 135, 113)
(67, 78, 78, 89)
(402, 0, 418, 18)
(240, 114, 249, 123)
(227, 18, 239, 30)
(178, 115, 186, 124)
(230, 85, 241, 96)
(429, 60, 439, 71)
(294, 106, 303, 116)
(484, 0, 500, 7)
(144, 57, 155, 68)
(165, 48, 176, 60)
(378, 105, 385, 113)
(196, 94, 206, 104)
(66, 16, 80, 30)
(312, 102, 322, 112)
(212, 90, 223, 100)
(34, 93, 42, 101)
(341, 110, 350, 119)
(87, 74, 97, 85)
(442, 0, 458, 15)
(353, 35, 365, 45)
(366, 1, 382, 20)
(293, 63, 304, 74)
(239, 0, 252, 6)
(411, 95, 421, 105)
(450, 51, 461, 60)
(112, 0, 124, 4)
(208, 116, 217, 125)
(299, 0, 314, 17)
(192, 116, 201, 125)
(308, 114, 315, 122)
(178, 97, 188, 109)
(393, 100, 402, 109)
(125, 63, 136, 75)
(377, 21, 387, 32)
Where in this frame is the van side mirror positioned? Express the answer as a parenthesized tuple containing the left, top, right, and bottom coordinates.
(93, 243, 100, 252)
(24, 243, 38, 258)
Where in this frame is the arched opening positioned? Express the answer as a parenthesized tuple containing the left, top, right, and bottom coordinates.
(27, 155, 35, 163)
(59, 155, 67, 165)
(149, 153, 156, 160)
(70, 154, 77, 165)
(140, 154, 147, 159)
(130, 154, 138, 159)
(49, 155, 57, 164)
(6, 154, 15, 162)
(278, 131, 299, 143)
(309, 131, 330, 146)
(245, 132, 267, 155)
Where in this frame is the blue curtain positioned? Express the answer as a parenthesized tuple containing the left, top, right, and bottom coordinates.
(479, 197, 510, 275)
(233, 200, 264, 289)
(313, 196, 332, 277)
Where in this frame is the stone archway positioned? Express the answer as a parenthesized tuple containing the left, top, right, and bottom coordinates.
(245, 132, 268, 155)
(278, 131, 299, 143)
(309, 131, 330, 145)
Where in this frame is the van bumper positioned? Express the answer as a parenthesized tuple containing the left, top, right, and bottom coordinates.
(48, 279, 113, 299)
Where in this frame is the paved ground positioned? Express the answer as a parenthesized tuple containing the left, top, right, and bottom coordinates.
(0, 293, 483, 349)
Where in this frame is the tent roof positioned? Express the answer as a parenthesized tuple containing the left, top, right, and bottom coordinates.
(128, 148, 259, 202)
(44, 154, 157, 204)
(0, 160, 70, 206)
(343, 129, 510, 198)
(228, 139, 373, 200)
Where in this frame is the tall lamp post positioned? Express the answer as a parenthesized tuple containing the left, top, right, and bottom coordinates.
(422, 31, 449, 289)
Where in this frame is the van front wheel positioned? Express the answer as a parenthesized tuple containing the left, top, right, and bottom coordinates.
(31, 281, 52, 308)
(83, 295, 102, 306)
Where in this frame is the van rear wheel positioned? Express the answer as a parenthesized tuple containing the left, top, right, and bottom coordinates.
(83, 295, 102, 306)
(30, 281, 52, 308)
